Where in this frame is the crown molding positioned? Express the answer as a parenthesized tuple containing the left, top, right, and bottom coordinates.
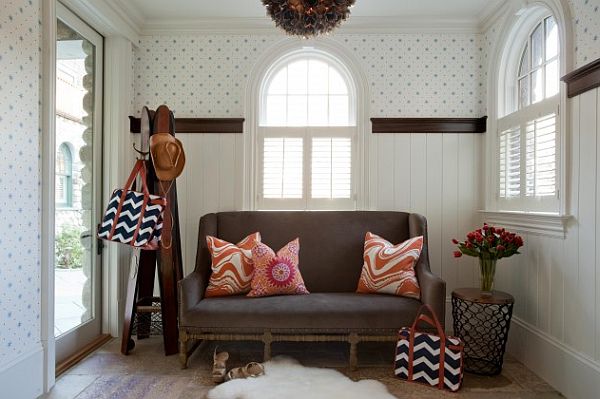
(60, 0, 140, 42)
(479, 0, 511, 32)
(108, 0, 144, 33)
(140, 16, 483, 36)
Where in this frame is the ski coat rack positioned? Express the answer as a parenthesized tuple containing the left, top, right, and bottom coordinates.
(121, 105, 184, 356)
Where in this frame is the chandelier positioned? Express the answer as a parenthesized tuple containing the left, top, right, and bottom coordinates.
(262, 0, 356, 37)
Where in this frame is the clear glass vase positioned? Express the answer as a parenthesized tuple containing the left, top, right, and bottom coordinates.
(479, 257, 497, 293)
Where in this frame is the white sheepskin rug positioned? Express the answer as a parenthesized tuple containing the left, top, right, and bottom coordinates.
(207, 357, 397, 399)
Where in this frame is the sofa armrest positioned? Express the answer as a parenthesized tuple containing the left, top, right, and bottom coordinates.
(178, 270, 205, 321)
(417, 267, 446, 327)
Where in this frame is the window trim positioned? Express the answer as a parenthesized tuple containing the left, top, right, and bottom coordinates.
(56, 142, 74, 208)
(485, 0, 573, 220)
(259, 51, 357, 128)
(244, 40, 370, 211)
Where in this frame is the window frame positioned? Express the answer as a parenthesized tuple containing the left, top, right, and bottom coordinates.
(492, 6, 566, 216)
(56, 142, 73, 208)
(255, 49, 358, 211)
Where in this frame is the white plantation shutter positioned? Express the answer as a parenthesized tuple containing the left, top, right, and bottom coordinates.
(497, 100, 559, 212)
(498, 126, 521, 198)
(525, 113, 556, 197)
(311, 137, 352, 199)
(262, 137, 303, 199)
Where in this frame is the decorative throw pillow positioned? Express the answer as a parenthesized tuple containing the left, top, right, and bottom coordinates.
(247, 238, 309, 297)
(356, 232, 423, 299)
(205, 232, 261, 297)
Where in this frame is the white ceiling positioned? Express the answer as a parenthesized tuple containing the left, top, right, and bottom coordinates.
(112, 0, 506, 33)
(119, 0, 503, 21)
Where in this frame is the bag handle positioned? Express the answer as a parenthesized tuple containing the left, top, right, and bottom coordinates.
(410, 304, 445, 338)
(123, 159, 150, 197)
(408, 304, 447, 389)
(107, 160, 150, 241)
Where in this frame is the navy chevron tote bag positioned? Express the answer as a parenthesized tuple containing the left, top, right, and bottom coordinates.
(394, 305, 464, 392)
(98, 160, 167, 250)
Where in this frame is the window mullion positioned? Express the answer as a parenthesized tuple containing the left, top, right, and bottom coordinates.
(305, 127, 311, 208)
(520, 121, 527, 203)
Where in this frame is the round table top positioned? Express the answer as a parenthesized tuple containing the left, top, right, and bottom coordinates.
(452, 288, 514, 305)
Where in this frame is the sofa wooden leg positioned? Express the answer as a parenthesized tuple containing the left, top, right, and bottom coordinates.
(179, 330, 189, 369)
(349, 333, 359, 370)
(263, 331, 273, 361)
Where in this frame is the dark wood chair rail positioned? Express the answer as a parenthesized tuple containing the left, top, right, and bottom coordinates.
(371, 117, 487, 133)
(561, 57, 600, 98)
(129, 116, 244, 134)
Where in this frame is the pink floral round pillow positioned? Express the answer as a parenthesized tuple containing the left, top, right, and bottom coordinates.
(247, 238, 309, 297)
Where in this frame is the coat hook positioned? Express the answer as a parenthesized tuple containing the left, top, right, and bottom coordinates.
(133, 142, 150, 160)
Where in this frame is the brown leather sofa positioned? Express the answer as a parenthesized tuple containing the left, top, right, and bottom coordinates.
(178, 211, 445, 369)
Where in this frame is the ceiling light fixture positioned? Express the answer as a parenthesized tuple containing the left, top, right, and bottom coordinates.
(262, 0, 356, 37)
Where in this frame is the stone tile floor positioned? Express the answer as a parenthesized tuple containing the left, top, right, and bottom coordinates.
(43, 337, 564, 399)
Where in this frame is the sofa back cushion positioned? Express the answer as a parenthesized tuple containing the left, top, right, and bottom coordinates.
(213, 211, 411, 293)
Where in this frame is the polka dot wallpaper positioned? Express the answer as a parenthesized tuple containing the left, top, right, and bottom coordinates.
(0, 0, 41, 364)
(134, 33, 486, 118)
(569, 0, 600, 67)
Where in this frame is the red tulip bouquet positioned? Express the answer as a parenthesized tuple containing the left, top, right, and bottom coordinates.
(452, 223, 524, 292)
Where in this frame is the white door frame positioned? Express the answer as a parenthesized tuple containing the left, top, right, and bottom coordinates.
(53, 1, 105, 364)
(41, 0, 137, 392)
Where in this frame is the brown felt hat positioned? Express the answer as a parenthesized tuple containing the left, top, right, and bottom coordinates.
(150, 132, 186, 181)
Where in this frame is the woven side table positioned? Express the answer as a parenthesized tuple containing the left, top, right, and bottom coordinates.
(451, 288, 514, 376)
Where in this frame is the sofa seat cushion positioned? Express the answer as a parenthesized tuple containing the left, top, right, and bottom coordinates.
(181, 293, 421, 333)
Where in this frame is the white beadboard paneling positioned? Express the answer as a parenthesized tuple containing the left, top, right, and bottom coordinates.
(202, 134, 221, 213)
(577, 89, 597, 357)
(526, 234, 540, 327)
(457, 134, 477, 288)
(441, 134, 459, 293)
(425, 134, 443, 278)
(177, 133, 244, 275)
(596, 87, 600, 362)
(393, 134, 411, 211)
(564, 95, 581, 352)
(218, 134, 236, 211)
(537, 236, 553, 332)
(549, 236, 564, 340)
(409, 134, 427, 215)
(376, 135, 395, 210)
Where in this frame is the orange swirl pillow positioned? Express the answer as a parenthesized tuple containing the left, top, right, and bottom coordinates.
(248, 238, 309, 298)
(356, 232, 423, 299)
(205, 232, 261, 297)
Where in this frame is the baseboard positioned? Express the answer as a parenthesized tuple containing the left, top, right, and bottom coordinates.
(507, 317, 600, 399)
(0, 344, 44, 399)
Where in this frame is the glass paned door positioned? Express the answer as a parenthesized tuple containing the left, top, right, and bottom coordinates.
(54, 3, 103, 364)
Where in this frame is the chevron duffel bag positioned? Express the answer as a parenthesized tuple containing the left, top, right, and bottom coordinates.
(394, 304, 464, 392)
(98, 159, 166, 250)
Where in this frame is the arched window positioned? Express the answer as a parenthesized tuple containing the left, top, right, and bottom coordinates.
(497, 9, 560, 213)
(257, 50, 356, 210)
(56, 143, 73, 208)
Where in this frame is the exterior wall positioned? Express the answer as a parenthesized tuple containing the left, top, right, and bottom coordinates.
(0, 1, 43, 397)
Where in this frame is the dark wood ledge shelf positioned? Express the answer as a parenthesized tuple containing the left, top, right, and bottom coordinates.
(371, 116, 487, 133)
(562, 58, 600, 98)
(129, 116, 244, 133)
